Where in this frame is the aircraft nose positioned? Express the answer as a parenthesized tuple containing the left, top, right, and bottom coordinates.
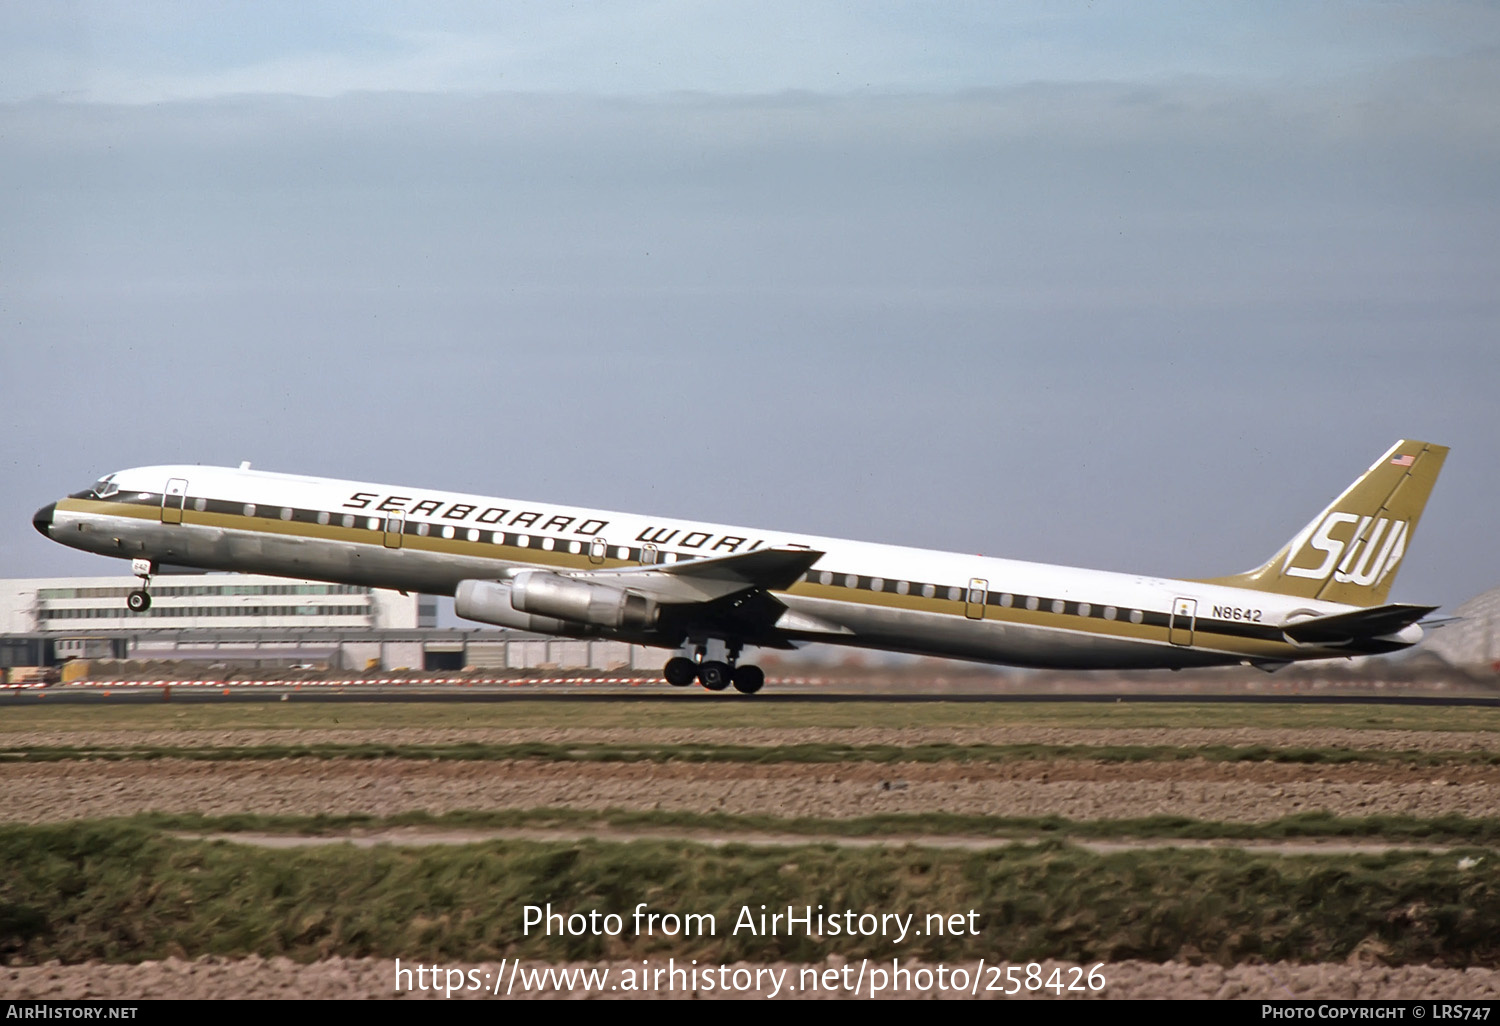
(32, 503, 55, 537)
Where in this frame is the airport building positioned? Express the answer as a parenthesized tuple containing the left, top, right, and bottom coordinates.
(0, 574, 652, 675)
(0, 573, 435, 635)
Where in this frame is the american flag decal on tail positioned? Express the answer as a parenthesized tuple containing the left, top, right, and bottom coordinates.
(1390, 454, 1415, 467)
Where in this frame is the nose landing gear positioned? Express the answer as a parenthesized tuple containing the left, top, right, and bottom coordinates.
(126, 558, 156, 613)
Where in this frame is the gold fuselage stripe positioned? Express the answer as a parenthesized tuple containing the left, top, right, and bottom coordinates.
(55, 496, 1303, 659)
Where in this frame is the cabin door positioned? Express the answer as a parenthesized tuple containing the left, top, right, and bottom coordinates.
(965, 578, 989, 620)
(161, 478, 188, 525)
(1169, 597, 1197, 646)
(383, 511, 405, 549)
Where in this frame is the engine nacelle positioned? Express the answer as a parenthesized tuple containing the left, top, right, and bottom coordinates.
(511, 570, 659, 631)
(454, 579, 585, 635)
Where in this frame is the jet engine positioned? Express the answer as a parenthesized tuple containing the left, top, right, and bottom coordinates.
(454, 572, 659, 634)
(510, 570, 659, 630)
(454, 579, 579, 634)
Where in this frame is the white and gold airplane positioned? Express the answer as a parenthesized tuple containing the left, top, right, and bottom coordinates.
(32, 440, 1447, 693)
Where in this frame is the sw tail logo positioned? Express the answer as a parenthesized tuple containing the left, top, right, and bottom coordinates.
(1282, 513, 1408, 586)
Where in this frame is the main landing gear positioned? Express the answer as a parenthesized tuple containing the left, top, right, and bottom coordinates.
(664, 644, 765, 695)
(126, 558, 155, 613)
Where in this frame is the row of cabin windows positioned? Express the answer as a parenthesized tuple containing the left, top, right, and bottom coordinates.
(189, 500, 683, 563)
(803, 570, 1147, 624)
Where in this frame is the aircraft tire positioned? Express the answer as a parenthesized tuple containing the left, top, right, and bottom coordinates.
(127, 590, 152, 613)
(698, 660, 732, 691)
(664, 657, 698, 687)
(731, 665, 764, 695)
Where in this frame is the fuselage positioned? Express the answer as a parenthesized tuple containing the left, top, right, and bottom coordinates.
(33, 464, 1420, 672)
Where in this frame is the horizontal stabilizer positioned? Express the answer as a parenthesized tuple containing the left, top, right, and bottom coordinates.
(1282, 603, 1438, 645)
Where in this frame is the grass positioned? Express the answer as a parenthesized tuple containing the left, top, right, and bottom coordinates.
(0, 820, 1495, 967)
(129, 807, 1500, 846)
(3, 700, 1500, 734)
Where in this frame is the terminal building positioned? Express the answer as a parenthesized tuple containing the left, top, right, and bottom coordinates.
(0, 573, 651, 676)
(0, 573, 435, 634)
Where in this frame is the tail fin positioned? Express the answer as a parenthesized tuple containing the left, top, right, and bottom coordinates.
(1197, 439, 1448, 606)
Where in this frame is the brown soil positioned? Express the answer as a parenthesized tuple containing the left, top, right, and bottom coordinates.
(4, 755, 1498, 823)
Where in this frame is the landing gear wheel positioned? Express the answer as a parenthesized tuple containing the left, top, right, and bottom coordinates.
(731, 665, 765, 695)
(664, 657, 698, 687)
(126, 590, 152, 613)
(698, 660, 732, 691)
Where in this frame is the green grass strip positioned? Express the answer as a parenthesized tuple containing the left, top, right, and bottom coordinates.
(0, 821, 1495, 967)
(99, 807, 1500, 846)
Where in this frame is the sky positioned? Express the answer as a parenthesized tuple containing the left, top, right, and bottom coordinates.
(2, 2, 1498, 618)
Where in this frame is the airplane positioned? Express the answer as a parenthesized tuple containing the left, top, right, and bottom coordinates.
(31, 439, 1447, 693)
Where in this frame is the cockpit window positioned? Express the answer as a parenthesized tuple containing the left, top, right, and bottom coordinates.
(91, 475, 119, 498)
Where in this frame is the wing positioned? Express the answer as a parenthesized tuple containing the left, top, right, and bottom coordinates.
(557, 546, 825, 603)
(552, 546, 847, 646)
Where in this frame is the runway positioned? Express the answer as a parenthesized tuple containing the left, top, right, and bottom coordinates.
(2, 685, 1498, 706)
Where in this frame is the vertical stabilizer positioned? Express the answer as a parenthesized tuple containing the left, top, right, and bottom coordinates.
(1197, 440, 1447, 606)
